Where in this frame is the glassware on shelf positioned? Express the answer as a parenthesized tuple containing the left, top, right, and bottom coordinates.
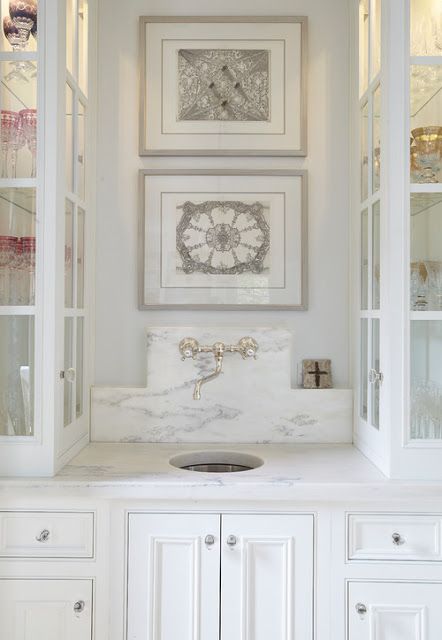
(9, 236, 23, 304)
(411, 0, 442, 56)
(20, 235, 35, 304)
(1, 110, 19, 177)
(424, 260, 442, 310)
(411, 126, 442, 183)
(9, 0, 37, 45)
(0, 235, 16, 304)
(19, 108, 37, 177)
(410, 143, 420, 181)
(410, 261, 429, 310)
(2, 16, 30, 82)
(411, 378, 442, 439)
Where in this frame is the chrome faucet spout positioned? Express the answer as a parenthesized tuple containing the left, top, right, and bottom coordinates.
(193, 354, 223, 400)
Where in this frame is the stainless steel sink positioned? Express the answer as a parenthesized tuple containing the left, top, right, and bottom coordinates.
(169, 451, 263, 473)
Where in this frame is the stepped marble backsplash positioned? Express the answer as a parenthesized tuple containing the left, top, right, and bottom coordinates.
(91, 327, 353, 443)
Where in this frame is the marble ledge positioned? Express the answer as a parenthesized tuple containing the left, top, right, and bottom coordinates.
(2, 443, 442, 503)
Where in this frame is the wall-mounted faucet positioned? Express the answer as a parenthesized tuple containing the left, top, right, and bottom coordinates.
(179, 337, 258, 400)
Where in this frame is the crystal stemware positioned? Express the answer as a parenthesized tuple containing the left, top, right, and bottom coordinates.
(424, 260, 442, 311)
(1, 110, 20, 178)
(9, 0, 37, 44)
(9, 236, 23, 304)
(410, 261, 428, 310)
(21, 235, 35, 304)
(411, 126, 442, 183)
(0, 235, 17, 304)
(19, 108, 37, 177)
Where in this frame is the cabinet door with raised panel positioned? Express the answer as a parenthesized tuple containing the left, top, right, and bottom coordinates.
(349, 581, 442, 639)
(0, 579, 92, 639)
(127, 513, 220, 640)
(220, 514, 314, 640)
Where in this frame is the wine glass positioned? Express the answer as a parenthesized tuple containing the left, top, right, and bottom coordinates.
(424, 260, 442, 310)
(410, 261, 428, 310)
(1, 110, 20, 178)
(0, 235, 17, 304)
(9, 0, 37, 45)
(21, 235, 35, 304)
(411, 126, 442, 183)
(19, 108, 37, 177)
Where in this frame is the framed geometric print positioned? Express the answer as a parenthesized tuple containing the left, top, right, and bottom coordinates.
(139, 16, 308, 156)
(139, 169, 308, 309)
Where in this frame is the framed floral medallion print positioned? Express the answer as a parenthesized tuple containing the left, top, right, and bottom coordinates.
(139, 16, 307, 156)
(139, 169, 308, 309)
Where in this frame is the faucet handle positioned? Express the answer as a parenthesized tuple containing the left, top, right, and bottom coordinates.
(179, 338, 200, 360)
(237, 337, 258, 359)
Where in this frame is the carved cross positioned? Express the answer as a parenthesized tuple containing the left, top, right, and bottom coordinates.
(308, 361, 328, 388)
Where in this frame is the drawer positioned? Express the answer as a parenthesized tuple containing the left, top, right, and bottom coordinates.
(348, 514, 442, 562)
(0, 511, 95, 558)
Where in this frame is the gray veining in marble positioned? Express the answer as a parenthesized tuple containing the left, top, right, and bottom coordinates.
(91, 328, 353, 444)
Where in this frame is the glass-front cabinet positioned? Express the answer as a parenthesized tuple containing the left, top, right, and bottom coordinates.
(354, 0, 442, 478)
(0, 0, 95, 475)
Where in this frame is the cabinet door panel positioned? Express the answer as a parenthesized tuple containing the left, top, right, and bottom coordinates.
(127, 513, 220, 640)
(221, 514, 314, 640)
(0, 579, 92, 640)
(349, 581, 442, 639)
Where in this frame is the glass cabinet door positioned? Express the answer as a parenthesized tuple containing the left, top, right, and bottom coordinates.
(409, 0, 442, 443)
(0, 0, 38, 438)
(358, 0, 383, 435)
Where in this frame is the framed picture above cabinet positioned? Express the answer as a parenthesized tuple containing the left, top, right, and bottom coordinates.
(139, 169, 308, 310)
(139, 16, 307, 156)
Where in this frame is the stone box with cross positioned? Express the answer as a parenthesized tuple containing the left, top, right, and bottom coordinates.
(302, 359, 333, 389)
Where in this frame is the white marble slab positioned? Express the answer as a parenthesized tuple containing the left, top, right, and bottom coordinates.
(91, 327, 353, 444)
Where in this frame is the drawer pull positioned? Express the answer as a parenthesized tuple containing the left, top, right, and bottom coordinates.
(227, 534, 237, 548)
(355, 602, 367, 615)
(205, 534, 215, 548)
(392, 532, 405, 546)
(35, 529, 50, 543)
(73, 600, 85, 614)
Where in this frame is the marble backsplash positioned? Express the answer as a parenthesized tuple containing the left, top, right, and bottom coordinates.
(91, 327, 353, 444)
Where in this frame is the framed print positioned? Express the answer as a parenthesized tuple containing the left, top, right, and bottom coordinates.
(139, 16, 307, 156)
(139, 169, 308, 309)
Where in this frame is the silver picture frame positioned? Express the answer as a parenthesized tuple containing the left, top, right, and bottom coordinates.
(139, 169, 308, 310)
(139, 16, 308, 156)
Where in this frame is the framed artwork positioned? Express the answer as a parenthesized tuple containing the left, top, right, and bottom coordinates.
(139, 16, 307, 156)
(139, 169, 308, 309)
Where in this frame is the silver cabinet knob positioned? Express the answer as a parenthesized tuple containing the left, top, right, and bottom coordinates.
(73, 600, 85, 614)
(227, 534, 237, 548)
(205, 534, 215, 548)
(392, 532, 405, 546)
(368, 368, 383, 384)
(35, 529, 50, 543)
(355, 603, 367, 615)
(60, 368, 76, 382)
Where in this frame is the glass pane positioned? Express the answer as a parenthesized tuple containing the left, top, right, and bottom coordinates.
(360, 318, 368, 421)
(372, 84, 381, 192)
(359, 0, 369, 96)
(361, 208, 369, 310)
(78, 0, 88, 94)
(411, 321, 442, 439)
(372, 200, 380, 310)
(411, 194, 442, 310)
(77, 100, 85, 200)
(370, 0, 381, 79)
(63, 317, 74, 427)
(361, 101, 369, 201)
(65, 200, 74, 308)
(371, 318, 380, 429)
(0, 63, 37, 179)
(411, 0, 442, 56)
(0, 188, 36, 305)
(0, 315, 34, 436)
(66, 0, 74, 75)
(76, 317, 83, 418)
(77, 207, 84, 308)
(1, 1, 38, 53)
(65, 83, 74, 192)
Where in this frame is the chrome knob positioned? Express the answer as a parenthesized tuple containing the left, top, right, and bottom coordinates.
(355, 603, 367, 615)
(205, 534, 215, 548)
(368, 368, 383, 384)
(392, 532, 405, 546)
(60, 368, 76, 383)
(73, 600, 85, 614)
(227, 534, 237, 548)
(35, 529, 50, 543)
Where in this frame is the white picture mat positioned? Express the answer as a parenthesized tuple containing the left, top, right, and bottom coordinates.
(143, 20, 303, 153)
(162, 39, 285, 135)
(142, 174, 305, 307)
(160, 192, 285, 288)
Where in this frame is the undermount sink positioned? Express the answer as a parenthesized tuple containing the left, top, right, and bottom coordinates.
(169, 451, 264, 473)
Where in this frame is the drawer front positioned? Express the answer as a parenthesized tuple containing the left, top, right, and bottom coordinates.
(348, 514, 442, 561)
(0, 511, 94, 558)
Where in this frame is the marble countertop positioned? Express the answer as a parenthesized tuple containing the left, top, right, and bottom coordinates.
(1, 443, 442, 502)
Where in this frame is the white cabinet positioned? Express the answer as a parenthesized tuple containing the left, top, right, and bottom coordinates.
(0, 578, 92, 639)
(127, 513, 314, 640)
(220, 514, 314, 640)
(349, 581, 442, 639)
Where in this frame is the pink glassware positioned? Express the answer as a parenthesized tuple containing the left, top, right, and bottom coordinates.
(9, 236, 23, 304)
(0, 235, 17, 304)
(1, 110, 20, 178)
(21, 235, 35, 304)
(19, 108, 37, 177)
